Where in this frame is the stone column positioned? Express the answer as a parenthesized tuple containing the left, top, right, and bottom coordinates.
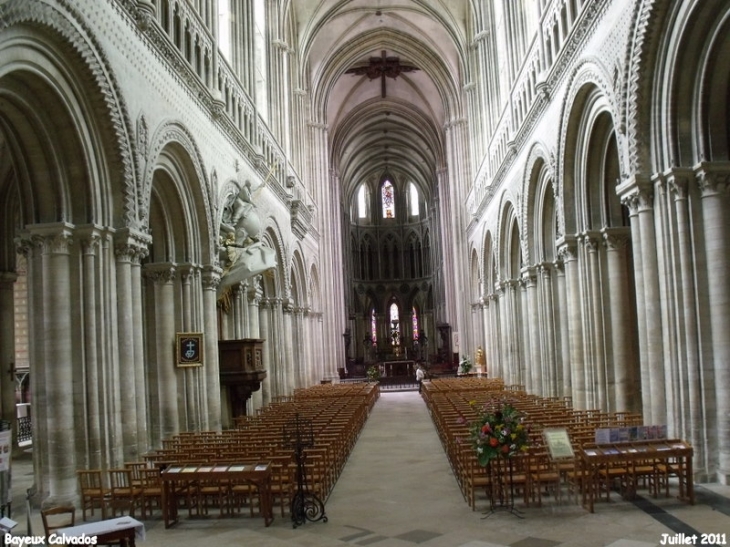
(518, 279, 530, 390)
(523, 269, 541, 394)
(258, 298, 272, 405)
(585, 232, 606, 410)
(147, 264, 179, 439)
(602, 227, 639, 413)
(77, 229, 102, 469)
(34, 224, 76, 504)
(247, 279, 263, 411)
(282, 300, 295, 392)
(202, 266, 222, 430)
(619, 192, 649, 421)
(666, 170, 703, 456)
(0, 271, 17, 449)
(481, 299, 490, 376)
(619, 179, 665, 423)
(558, 237, 585, 408)
(695, 164, 730, 483)
(490, 292, 502, 380)
(553, 260, 571, 399)
(114, 229, 150, 460)
(538, 263, 557, 396)
(179, 265, 199, 431)
(497, 283, 510, 383)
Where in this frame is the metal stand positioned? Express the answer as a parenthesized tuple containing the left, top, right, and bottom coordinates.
(283, 414, 327, 528)
(483, 457, 524, 519)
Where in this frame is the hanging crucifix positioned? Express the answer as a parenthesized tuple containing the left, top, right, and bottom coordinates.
(345, 50, 419, 98)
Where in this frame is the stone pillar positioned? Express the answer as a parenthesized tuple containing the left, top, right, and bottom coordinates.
(148, 264, 179, 439)
(602, 227, 639, 413)
(114, 230, 150, 460)
(559, 238, 585, 409)
(523, 269, 541, 394)
(77, 229, 102, 469)
(247, 279, 263, 411)
(695, 164, 730, 483)
(490, 292, 502, 380)
(0, 271, 17, 448)
(179, 265, 199, 431)
(34, 224, 76, 504)
(202, 266, 222, 431)
(497, 283, 510, 383)
(619, 178, 665, 423)
(554, 260, 571, 399)
(666, 170, 703, 458)
(539, 264, 557, 396)
(258, 298, 273, 404)
(518, 279, 529, 390)
(619, 192, 649, 420)
(584, 232, 606, 410)
(282, 300, 295, 392)
(481, 299, 490, 376)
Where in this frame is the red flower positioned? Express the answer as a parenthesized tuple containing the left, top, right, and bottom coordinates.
(489, 437, 499, 447)
(501, 444, 510, 454)
(481, 424, 491, 434)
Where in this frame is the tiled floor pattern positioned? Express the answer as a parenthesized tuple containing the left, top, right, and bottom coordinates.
(9, 391, 730, 546)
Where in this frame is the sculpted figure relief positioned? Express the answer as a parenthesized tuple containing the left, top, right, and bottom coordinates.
(218, 180, 276, 297)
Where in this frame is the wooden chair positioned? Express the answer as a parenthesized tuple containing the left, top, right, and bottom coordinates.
(77, 470, 109, 521)
(124, 462, 147, 487)
(270, 458, 295, 517)
(41, 505, 75, 536)
(528, 452, 561, 506)
(139, 468, 163, 519)
(108, 468, 142, 518)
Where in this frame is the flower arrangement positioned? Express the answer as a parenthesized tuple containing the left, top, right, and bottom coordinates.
(467, 403, 530, 466)
(458, 355, 473, 375)
(366, 365, 381, 381)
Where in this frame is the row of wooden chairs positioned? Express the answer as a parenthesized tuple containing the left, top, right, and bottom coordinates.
(126, 382, 380, 519)
(422, 378, 683, 512)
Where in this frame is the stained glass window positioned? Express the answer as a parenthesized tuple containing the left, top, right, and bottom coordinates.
(412, 307, 419, 340)
(382, 180, 395, 218)
(389, 302, 400, 346)
(371, 309, 377, 345)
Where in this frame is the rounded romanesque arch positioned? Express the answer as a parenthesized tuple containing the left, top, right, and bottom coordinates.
(0, 2, 141, 506)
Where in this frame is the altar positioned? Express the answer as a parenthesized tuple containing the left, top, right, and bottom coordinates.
(381, 360, 415, 377)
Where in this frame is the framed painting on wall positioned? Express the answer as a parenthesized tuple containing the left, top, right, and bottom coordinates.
(176, 332, 203, 367)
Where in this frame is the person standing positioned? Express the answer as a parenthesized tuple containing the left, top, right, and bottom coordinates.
(416, 365, 426, 393)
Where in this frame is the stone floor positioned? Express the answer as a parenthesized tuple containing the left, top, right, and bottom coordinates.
(8, 391, 730, 546)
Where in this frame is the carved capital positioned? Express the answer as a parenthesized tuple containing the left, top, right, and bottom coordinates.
(582, 231, 602, 253)
(665, 167, 694, 200)
(144, 262, 177, 283)
(521, 266, 537, 288)
(114, 227, 151, 264)
(556, 236, 578, 263)
(694, 163, 730, 198)
(27, 223, 74, 255)
(201, 266, 222, 291)
(601, 227, 632, 251)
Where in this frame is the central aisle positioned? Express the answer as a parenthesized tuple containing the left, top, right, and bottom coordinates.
(324, 390, 468, 531)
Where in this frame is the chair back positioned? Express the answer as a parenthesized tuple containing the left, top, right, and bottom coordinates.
(41, 505, 75, 536)
(109, 469, 133, 492)
(77, 469, 104, 491)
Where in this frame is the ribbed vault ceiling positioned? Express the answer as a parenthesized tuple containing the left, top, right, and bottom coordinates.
(290, 0, 466, 202)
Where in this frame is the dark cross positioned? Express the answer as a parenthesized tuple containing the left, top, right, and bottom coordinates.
(345, 50, 419, 98)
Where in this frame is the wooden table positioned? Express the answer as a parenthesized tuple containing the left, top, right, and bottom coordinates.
(57, 516, 144, 546)
(579, 440, 693, 512)
(160, 462, 274, 528)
